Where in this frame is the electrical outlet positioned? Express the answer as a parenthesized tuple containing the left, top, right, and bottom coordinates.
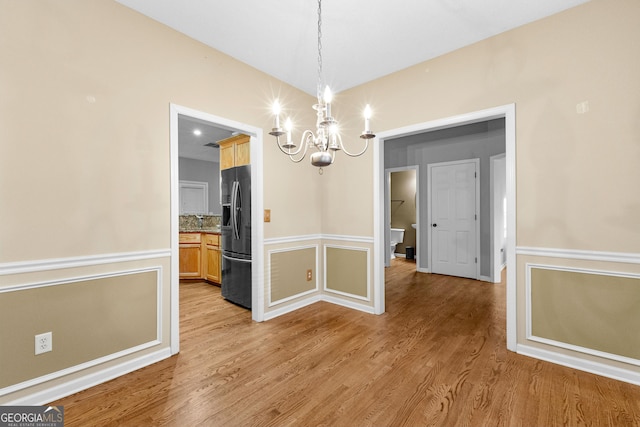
(306, 269, 312, 281)
(35, 332, 52, 355)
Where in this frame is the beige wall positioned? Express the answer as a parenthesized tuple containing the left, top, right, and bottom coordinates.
(333, 0, 640, 251)
(333, 0, 640, 372)
(0, 0, 318, 402)
(2, 0, 640, 400)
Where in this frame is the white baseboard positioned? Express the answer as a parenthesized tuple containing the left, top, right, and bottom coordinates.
(517, 344, 640, 386)
(322, 294, 376, 314)
(263, 295, 322, 321)
(263, 293, 376, 321)
(4, 347, 172, 405)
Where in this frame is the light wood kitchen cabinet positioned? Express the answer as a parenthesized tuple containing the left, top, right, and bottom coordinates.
(204, 233, 221, 284)
(179, 233, 202, 279)
(219, 134, 250, 170)
(179, 232, 222, 284)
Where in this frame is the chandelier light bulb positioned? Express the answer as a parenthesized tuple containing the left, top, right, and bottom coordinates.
(364, 104, 372, 132)
(273, 100, 281, 129)
(323, 86, 333, 104)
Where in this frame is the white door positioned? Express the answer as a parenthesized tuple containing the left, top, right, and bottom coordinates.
(429, 160, 478, 279)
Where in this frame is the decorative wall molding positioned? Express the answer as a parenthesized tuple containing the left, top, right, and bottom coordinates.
(0, 267, 163, 398)
(264, 235, 323, 245)
(264, 234, 374, 245)
(525, 263, 640, 369)
(267, 245, 320, 307)
(321, 234, 375, 244)
(324, 244, 371, 302)
(516, 246, 640, 264)
(0, 249, 171, 276)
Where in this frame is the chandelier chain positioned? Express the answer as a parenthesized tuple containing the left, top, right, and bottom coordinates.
(316, 0, 323, 102)
(268, 0, 375, 168)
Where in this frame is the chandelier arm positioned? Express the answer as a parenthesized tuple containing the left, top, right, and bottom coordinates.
(275, 130, 315, 162)
(336, 133, 370, 157)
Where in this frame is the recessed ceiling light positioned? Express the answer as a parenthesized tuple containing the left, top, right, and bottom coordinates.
(193, 129, 202, 136)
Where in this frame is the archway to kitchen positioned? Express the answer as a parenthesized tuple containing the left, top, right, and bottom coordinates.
(373, 104, 517, 351)
(169, 104, 264, 355)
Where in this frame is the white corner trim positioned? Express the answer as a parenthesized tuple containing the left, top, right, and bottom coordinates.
(0, 249, 171, 276)
(516, 246, 640, 264)
(3, 347, 172, 405)
(517, 344, 640, 387)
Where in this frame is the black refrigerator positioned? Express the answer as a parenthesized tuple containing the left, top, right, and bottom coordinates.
(221, 165, 252, 309)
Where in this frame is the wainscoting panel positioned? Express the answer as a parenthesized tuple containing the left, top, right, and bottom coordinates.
(527, 264, 640, 365)
(268, 246, 318, 306)
(324, 245, 370, 301)
(0, 268, 160, 394)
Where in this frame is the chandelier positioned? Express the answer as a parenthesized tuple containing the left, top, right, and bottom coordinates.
(269, 0, 375, 170)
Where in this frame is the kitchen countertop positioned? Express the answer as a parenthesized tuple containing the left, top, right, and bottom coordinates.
(179, 228, 221, 234)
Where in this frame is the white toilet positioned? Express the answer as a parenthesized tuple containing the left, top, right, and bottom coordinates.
(389, 228, 405, 259)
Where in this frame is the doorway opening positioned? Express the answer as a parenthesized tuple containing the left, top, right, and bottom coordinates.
(169, 104, 264, 355)
(385, 167, 418, 268)
(374, 104, 516, 351)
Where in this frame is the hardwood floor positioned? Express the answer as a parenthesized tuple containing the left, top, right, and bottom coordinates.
(52, 259, 640, 426)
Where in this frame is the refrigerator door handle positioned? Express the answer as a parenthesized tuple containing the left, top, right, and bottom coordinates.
(234, 180, 242, 240)
(231, 180, 239, 240)
(222, 253, 252, 263)
(231, 181, 240, 240)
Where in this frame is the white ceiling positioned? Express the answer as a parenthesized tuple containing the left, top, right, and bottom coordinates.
(116, 0, 590, 96)
(122, 0, 590, 162)
(178, 115, 233, 163)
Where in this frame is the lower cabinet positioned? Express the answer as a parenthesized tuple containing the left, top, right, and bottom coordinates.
(179, 232, 221, 284)
(179, 233, 202, 279)
(204, 233, 221, 284)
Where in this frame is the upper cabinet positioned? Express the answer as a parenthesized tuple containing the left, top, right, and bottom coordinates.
(219, 134, 250, 170)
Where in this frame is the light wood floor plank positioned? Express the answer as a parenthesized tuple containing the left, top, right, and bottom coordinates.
(51, 259, 640, 426)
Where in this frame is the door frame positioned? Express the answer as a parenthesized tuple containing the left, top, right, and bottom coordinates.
(427, 158, 480, 280)
(169, 104, 264, 355)
(374, 103, 517, 351)
(490, 153, 507, 283)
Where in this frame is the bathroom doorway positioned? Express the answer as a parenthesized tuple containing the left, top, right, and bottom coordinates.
(385, 167, 418, 268)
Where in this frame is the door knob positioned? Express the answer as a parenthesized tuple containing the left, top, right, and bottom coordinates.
(432, 223, 437, 227)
